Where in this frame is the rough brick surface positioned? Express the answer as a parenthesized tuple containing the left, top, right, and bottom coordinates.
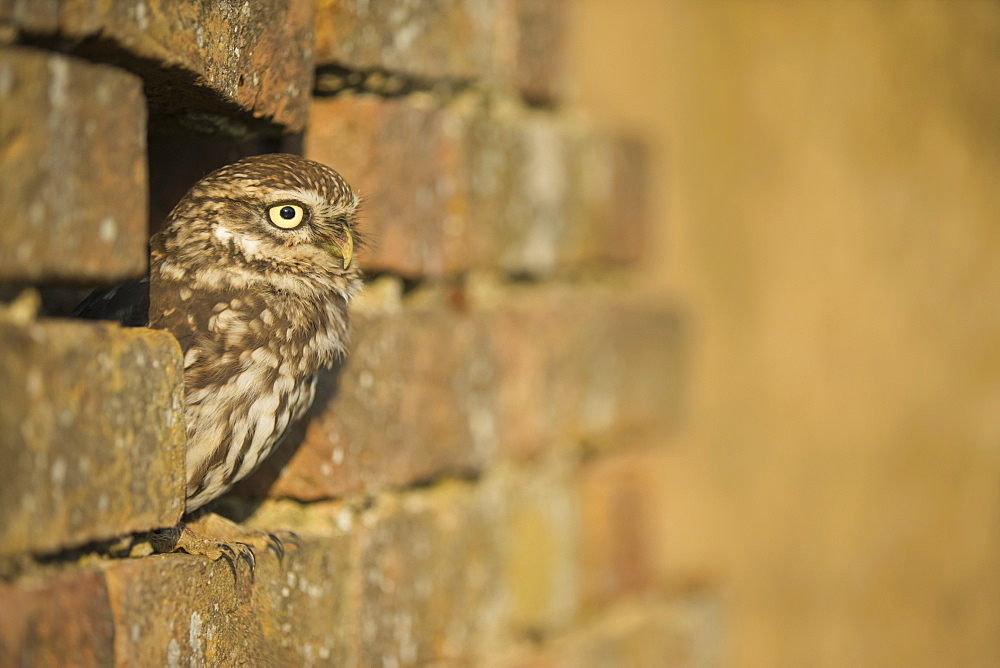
(577, 449, 673, 610)
(308, 96, 642, 276)
(509, 0, 570, 104)
(240, 309, 496, 500)
(314, 0, 569, 101)
(0, 47, 147, 283)
(495, 463, 579, 633)
(315, 0, 499, 84)
(0, 320, 185, 556)
(1, 0, 314, 131)
(102, 531, 356, 666)
(103, 554, 266, 666)
(606, 136, 650, 265)
(557, 599, 721, 668)
(488, 599, 720, 668)
(307, 94, 475, 276)
(0, 570, 115, 666)
(490, 291, 684, 459)
(466, 111, 589, 274)
(355, 482, 502, 664)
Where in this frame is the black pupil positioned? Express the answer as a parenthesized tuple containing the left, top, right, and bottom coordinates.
(280, 206, 296, 220)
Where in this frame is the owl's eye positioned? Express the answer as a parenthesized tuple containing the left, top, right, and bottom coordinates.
(267, 203, 306, 229)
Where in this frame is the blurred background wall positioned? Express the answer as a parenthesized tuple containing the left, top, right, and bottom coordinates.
(571, 1, 1000, 665)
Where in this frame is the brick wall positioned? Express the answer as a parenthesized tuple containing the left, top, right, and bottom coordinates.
(0, 2, 705, 665)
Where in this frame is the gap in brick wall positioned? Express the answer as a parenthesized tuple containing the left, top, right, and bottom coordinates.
(146, 131, 291, 234)
(314, 63, 475, 101)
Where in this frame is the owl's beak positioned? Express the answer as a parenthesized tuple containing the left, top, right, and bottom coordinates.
(325, 227, 354, 269)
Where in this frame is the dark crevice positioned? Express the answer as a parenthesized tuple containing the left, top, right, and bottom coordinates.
(404, 466, 483, 490)
(0, 528, 166, 582)
(314, 63, 475, 101)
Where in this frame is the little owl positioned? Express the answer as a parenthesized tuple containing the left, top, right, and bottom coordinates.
(76, 153, 362, 514)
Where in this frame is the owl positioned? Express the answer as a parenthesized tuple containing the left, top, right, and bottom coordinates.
(76, 154, 362, 514)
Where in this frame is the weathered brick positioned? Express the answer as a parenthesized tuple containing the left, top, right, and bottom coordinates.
(577, 449, 673, 610)
(0, 319, 185, 556)
(495, 463, 579, 633)
(102, 530, 357, 666)
(490, 291, 684, 459)
(238, 307, 497, 500)
(307, 96, 643, 277)
(484, 598, 720, 668)
(0, 570, 115, 666)
(465, 111, 583, 274)
(315, 0, 500, 84)
(0, 47, 147, 283)
(508, 0, 571, 104)
(314, 0, 569, 102)
(606, 136, 651, 266)
(468, 118, 643, 275)
(533, 598, 720, 668)
(1, 0, 313, 131)
(307, 94, 475, 276)
(355, 482, 503, 664)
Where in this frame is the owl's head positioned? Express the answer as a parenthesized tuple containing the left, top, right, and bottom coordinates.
(159, 153, 362, 298)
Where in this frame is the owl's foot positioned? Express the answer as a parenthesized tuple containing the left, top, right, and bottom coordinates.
(141, 512, 299, 580)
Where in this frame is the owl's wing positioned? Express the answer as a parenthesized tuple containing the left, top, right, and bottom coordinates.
(73, 276, 150, 327)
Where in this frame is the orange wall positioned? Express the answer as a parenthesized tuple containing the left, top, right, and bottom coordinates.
(571, 1, 1000, 665)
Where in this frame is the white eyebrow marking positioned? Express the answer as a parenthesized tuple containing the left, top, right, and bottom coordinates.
(267, 189, 326, 209)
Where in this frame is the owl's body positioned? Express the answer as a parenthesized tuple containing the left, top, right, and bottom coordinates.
(78, 154, 362, 513)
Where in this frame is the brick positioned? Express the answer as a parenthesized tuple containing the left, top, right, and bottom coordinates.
(307, 95, 475, 276)
(490, 291, 684, 459)
(468, 121, 646, 274)
(465, 112, 585, 274)
(606, 136, 651, 266)
(576, 449, 673, 610)
(0, 320, 185, 556)
(0, 0, 314, 131)
(314, 0, 569, 102)
(495, 463, 579, 633)
(0, 570, 115, 666)
(0, 47, 147, 283)
(550, 598, 722, 668)
(315, 0, 500, 84)
(102, 553, 267, 665)
(307, 96, 644, 277)
(238, 308, 497, 500)
(102, 531, 357, 666)
(508, 0, 571, 104)
(355, 481, 503, 664)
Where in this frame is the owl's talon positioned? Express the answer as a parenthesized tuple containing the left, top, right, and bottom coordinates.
(265, 534, 285, 562)
(215, 543, 235, 561)
(236, 542, 256, 573)
(216, 552, 238, 582)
